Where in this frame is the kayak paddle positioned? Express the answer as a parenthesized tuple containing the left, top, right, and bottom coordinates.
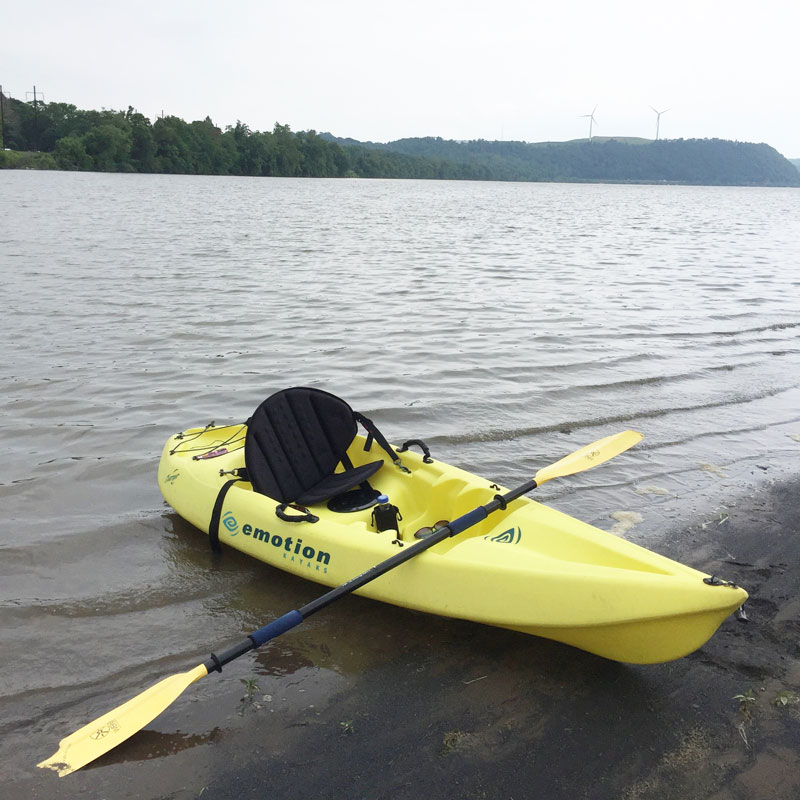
(38, 429, 642, 776)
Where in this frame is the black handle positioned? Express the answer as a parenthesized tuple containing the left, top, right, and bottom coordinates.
(275, 503, 319, 523)
(398, 439, 433, 463)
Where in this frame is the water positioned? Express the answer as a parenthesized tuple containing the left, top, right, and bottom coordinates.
(2, 171, 800, 789)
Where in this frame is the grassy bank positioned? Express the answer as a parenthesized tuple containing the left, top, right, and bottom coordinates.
(0, 149, 57, 170)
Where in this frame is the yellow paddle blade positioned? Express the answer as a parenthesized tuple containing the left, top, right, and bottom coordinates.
(534, 430, 643, 486)
(37, 663, 208, 777)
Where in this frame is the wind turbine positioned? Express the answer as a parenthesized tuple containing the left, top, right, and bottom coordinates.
(581, 105, 598, 140)
(650, 106, 670, 140)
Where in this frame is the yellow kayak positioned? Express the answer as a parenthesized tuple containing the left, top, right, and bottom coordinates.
(158, 389, 746, 665)
(37, 390, 749, 780)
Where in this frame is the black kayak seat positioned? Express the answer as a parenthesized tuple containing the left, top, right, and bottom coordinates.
(244, 387, 383, 505)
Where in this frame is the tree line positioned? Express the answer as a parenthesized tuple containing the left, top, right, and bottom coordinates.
(1, 93, 798, 186)
(0, 96, 486, 179)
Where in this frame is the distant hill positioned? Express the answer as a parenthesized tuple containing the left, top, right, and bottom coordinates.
(790, 158, 800, 171)
(320, 134, 800, 187)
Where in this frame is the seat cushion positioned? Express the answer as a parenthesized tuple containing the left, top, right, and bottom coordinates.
(245, 387, 369, 503)
(295, 460, 383, 505)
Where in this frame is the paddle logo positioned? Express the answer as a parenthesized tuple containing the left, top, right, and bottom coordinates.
(485, 527, 521, 544)
(164, 470, 180, 484)
(222, 511, 239, 535)
(89, 719, 120, 740)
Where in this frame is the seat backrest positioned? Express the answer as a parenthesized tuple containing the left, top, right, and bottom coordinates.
(244, 387, 358, 503)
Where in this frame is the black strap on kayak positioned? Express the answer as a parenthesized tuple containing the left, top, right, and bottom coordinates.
(209, 478, 242, 553)
(354, 411, 409, 472)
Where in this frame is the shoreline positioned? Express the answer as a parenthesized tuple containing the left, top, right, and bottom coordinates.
(21, 475, 800, 799)
(2, 162, 798, 190)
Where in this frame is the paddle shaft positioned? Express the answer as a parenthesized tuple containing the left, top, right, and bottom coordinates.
(203, 477, 538, 673)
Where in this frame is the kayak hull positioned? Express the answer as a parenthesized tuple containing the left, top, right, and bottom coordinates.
(158, 424, 746, 664)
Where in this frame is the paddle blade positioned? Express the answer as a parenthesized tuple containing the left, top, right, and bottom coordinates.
(534, 430, 643, 486)
(37, 663, 207, 777)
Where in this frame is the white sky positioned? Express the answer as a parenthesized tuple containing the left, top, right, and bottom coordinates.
(4, 0, 799, 157)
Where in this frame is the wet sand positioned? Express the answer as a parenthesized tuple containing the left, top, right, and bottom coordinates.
(18, 475, 799, 800)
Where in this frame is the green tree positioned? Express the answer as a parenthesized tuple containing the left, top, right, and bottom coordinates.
(189, 117, 236, 174)
(125, 107, 157, 172)
(272, 123, 303, 176)
(53, 136, 92, 170)
(153, 116, 194, 173)
(34, 102, 96, 149)
(295, 129, 347, 177)
(82, 124, 133, 171)
(226, 121, 268, 175)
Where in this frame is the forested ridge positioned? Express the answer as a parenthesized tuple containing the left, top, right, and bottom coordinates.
(323, 134, 800, 186)
(1, 93, 798, 186)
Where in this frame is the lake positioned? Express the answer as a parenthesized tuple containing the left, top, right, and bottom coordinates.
(2, 171, 799, 795)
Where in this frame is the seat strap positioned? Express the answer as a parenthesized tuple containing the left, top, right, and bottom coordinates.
(353, 411, 405, 469)
(209, 478, 242, 553)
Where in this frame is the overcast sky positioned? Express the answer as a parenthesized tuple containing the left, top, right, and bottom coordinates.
(4, 0, 799, 157)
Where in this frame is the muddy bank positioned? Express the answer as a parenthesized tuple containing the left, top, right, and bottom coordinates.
(23, 477, 800, 800)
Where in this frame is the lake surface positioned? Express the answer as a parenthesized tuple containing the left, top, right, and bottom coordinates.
(2, 171, 800, 792)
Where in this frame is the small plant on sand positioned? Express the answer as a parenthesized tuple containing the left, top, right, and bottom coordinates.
(732, 689, 757, 749)
(241, 678, 260, 700)
(732, 689, 756, 718)
(339, 720, 355, 735)
(774, 690, 800, 707)
(239, 678, 263, 712)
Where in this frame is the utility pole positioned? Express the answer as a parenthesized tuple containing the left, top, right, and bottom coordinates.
(0, 85, 6, 149)
(25, 85, 44, 151)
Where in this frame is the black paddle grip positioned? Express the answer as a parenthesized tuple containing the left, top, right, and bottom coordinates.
(204, 639, 254, 673)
